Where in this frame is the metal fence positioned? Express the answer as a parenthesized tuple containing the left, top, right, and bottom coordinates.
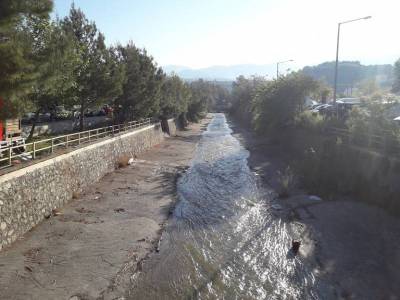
(326, 127, 400, 155)
(0, 118, 152, 170)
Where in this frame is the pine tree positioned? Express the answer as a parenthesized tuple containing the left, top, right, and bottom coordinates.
(115, 43, 163, 122)
(0, 0, 53, 119)
(61, 5, 125, 130)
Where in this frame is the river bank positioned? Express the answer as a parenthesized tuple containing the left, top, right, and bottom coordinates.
(0, 117, 210, 300)
(230, 118, 400, 299)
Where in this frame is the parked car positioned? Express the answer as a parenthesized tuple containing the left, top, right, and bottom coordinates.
(21, 112, 36, 124)
(54, 106, 72, 120)
(311, 104, 331, 113)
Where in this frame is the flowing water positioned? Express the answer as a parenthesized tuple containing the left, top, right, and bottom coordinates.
(129, 113, 317, 299)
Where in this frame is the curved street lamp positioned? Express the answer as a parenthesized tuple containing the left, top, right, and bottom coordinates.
(276, 59, 294, 78)
(333, 16, 371, 104)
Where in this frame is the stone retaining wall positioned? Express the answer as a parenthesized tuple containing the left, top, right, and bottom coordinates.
(0, 124, 164, 250)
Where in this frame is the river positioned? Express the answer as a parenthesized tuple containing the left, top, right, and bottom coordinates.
(129, 113, 318, 299)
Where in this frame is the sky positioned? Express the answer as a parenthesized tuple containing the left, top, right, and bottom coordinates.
(53, 0, 400, 70)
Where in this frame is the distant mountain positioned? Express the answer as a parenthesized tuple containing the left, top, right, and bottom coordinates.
(163, 64, 279, 80)
(302, 61, 394, 92)
(164, 62, 394, 92)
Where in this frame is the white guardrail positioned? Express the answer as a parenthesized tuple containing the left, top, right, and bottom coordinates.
(0, 118, 152, 170)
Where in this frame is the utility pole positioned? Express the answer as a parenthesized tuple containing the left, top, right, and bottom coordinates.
(276, 59, 293, 79)
(333, 16, 371, 104)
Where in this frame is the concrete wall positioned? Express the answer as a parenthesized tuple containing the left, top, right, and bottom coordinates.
(0, 124, 164, 250)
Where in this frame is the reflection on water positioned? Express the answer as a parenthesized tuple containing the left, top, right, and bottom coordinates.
(129, 113, 317, 299)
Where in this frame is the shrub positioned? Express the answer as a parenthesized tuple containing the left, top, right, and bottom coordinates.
(277, 166, 295, 198)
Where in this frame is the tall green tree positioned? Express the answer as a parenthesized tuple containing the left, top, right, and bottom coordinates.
(62, 5, 125, 130)
(115, 43, 163, 122)
(230, 76, 267, 126)
(160, 74, 191, 119)
(24, 17, 79, 139)
(252, 73, 318, 134)
(0, 0, 53, 119)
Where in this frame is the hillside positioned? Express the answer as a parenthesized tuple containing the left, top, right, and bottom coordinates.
(302, 61, 394, 92)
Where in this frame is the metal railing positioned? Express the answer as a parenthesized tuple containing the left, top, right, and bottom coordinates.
(0, 118, 152, 170)
(326, 127, 400, 155)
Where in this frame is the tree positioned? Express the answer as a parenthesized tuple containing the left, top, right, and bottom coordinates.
(115, 43, 163, 122)
(252, 73, 318, 135)
(230, 75, 267, 126)
(62, 5, 125, 130)
(392, 58, 400, 93)
(24, 17, 79, 139)
(0, 0, 53, 119)
(160, 74, 191, 119)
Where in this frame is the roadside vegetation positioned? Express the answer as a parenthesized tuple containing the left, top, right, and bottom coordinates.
(0, 1, 227, 135)
(230, 67, 400, 213)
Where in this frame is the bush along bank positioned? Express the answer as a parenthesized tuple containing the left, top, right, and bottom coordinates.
(277, 127, 400, 214)
(229, 72, 400, 215)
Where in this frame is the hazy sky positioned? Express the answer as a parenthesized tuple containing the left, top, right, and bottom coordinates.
(53, 0, 400, 69)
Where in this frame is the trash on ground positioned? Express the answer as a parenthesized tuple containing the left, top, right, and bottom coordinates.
(309, 195, 322, 201)
(52, 208, 62, 216)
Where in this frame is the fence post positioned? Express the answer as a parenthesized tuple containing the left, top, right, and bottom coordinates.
(78, 132, 81, 145)
(96, 129, 99, 139)
(383, 135, 388, 154)
(8, 147, 12, 166)
(32, 142, 36, 159)
(51, 138, 54, 153)
(88, 131, 91, 142)
(66, 135, 69, 147)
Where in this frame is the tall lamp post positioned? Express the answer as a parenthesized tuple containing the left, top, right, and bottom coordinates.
(333, 16, 371, 104)
(276, 59, 293, 79)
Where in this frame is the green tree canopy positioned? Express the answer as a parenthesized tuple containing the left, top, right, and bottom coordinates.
(115, 43, 163, 122)
(61, 4, 125, 129)
(0, 0, 53, 119)
(252, 73, 318, 134)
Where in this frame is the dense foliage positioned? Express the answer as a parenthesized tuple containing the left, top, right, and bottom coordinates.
(230, 73, 318, 133)
(392, 58, 400, 93)
(229, 71, 400, 212)
(0, 2, 225, 129)
(0, 0, 53, 118)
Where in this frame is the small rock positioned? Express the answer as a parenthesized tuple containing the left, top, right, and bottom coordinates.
(292, 240, 301, 254)
(0, 222, 6, 231)
(271, 204, 283, 210)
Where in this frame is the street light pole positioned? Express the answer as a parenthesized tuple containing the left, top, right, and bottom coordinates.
(276, 59, 294, 79)
(333, 16, 371, 104)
